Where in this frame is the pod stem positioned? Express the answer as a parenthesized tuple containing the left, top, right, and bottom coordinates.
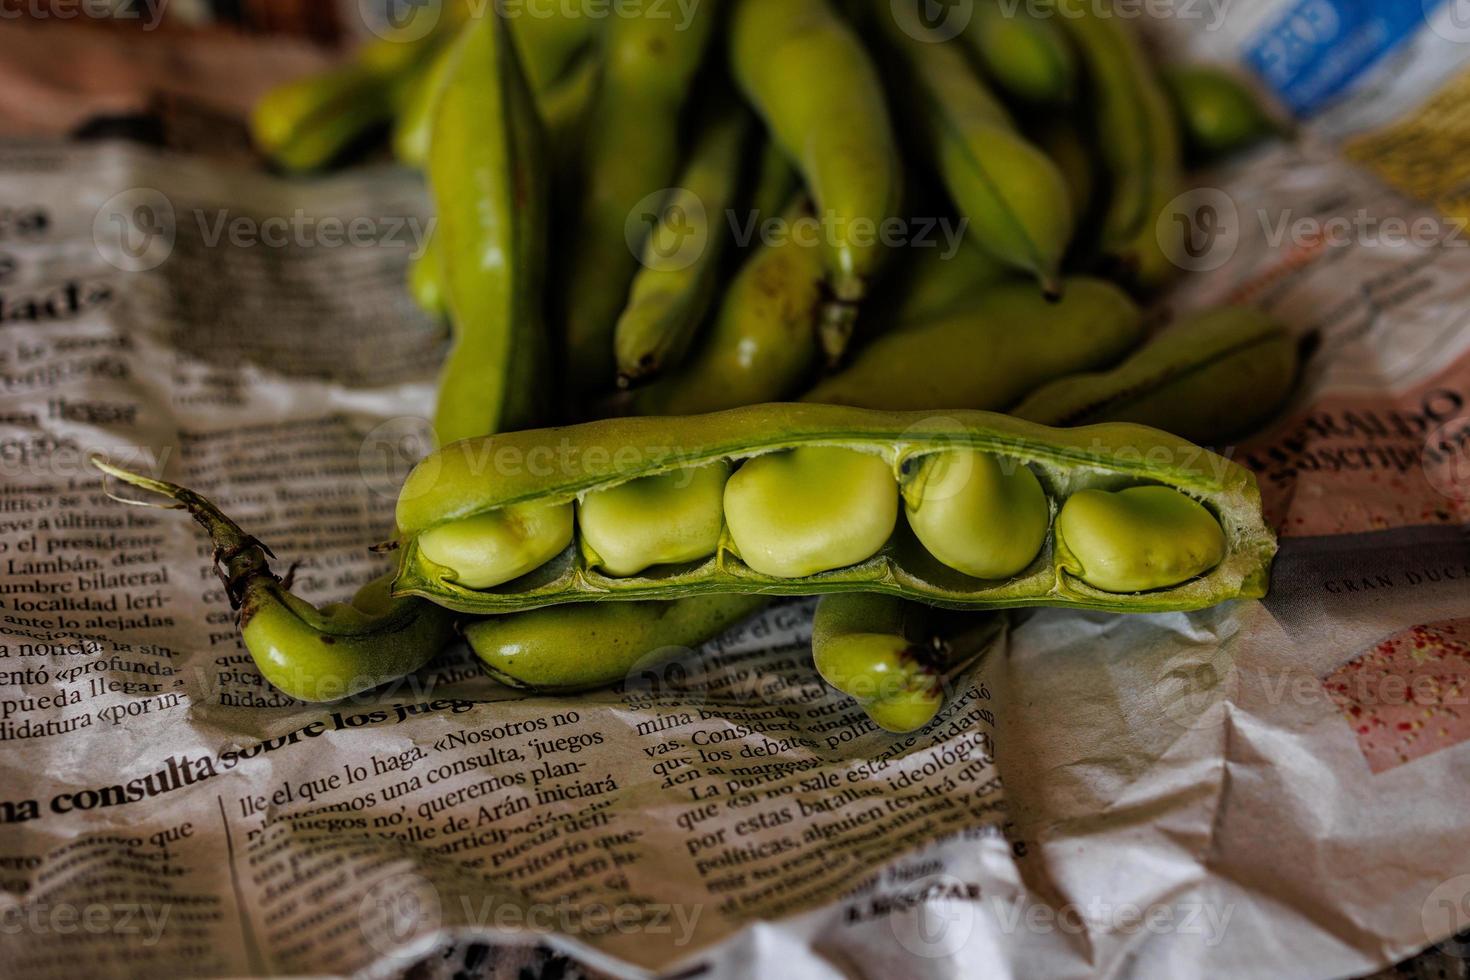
(91, 456, 276, 611)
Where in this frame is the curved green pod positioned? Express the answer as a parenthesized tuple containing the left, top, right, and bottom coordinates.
(92, 459, 454, 703)
(880, 10, 1073, 294)
(614, 106, 753, 387)
(888, 236, 1013, 327)
(562, 1, 718, 393)
(406, 230, 445, 320)
(253, 3, 459, 172)
(1058, 2, 1181, 290)
(634, 196, 825, 415)
(1031, 115, 1096, 221)
(393, 37, 458, 168)
(811, 592, 948, 733)
(252, 63, 395, 173)
(1162, 65, 1282, 160)
(804, 277, 1142, 411)
(391, 403, 1276, 614)
(964, 0, 1076, 104)
(464, 594, 768, 693)
(428, 13, 550, 444)
(732, 0, 900, 305)
(505, 2, 600, 94)
(1013, 306, 1299, 443)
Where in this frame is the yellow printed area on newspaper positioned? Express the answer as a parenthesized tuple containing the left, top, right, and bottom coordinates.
(1343, 68, 1470, 222)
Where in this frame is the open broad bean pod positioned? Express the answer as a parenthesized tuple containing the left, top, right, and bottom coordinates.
(391, 404, 1276, 615)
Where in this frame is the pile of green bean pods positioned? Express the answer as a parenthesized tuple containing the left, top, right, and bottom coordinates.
(98, 0, 1303, 728)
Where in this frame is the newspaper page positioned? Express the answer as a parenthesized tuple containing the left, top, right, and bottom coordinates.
(3, 6, 1470, 980)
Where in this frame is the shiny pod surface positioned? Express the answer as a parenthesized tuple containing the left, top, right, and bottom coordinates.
(1013, 306, 1298, 443)
(392, 404, 1275, 614)
(465, 594, 768, 693)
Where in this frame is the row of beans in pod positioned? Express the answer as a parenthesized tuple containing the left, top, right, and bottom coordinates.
(392, 405, 1276, 615)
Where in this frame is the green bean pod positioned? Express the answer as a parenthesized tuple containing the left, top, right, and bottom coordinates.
(539, 52, 599, 182)
(251, 63, 396, 173)
(406, 230, 445, 321)
(805, 277, 1142, 411)
(93, 459, 454, 703)
(391, 404, 1275, 614)
(1059, 1, 1182, 290)
(253, 4, 460, 172)
(428, 13, 550, 444)
(747, 139, 800, 231)
(964, 0, 1076, 104)
(732, 0, 900, 305)
(615, 107, 753, 387)
(1014, 307, 1299, 443)
(1162, 65, 1283, 160)
(880, 8, 1073, 295)
(634, 196, 825, 415)
(464, 594, 768, 693)
(393, 36, 458, 168)
(812, 593, 945, 733)
(1031, 115, 1096, 222)
(811, 305, 1299, 733)
(562, 0, 719, 392)
(506, 3, 601, 93)
(887, 236, 1013, 327)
